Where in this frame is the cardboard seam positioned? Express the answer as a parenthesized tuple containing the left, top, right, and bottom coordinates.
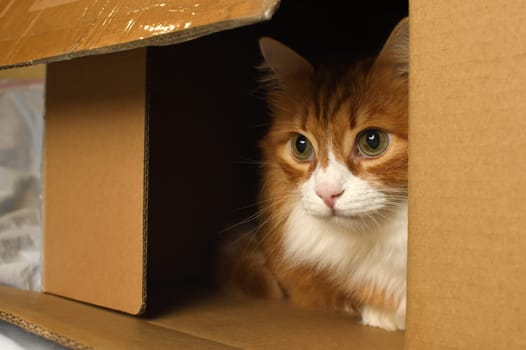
(143, 319, 243, 350)
(0, 311, 93, 350)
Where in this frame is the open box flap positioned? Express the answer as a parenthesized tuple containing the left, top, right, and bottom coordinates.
(43, 48, 148, 315)
(0, 286, 237, 350)
(0, 285, 404, 350)
(0, 0, 279, 69)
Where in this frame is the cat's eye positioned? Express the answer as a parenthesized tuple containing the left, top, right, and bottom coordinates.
(291, 133, 314, 161)
(357, 129, 389, 157)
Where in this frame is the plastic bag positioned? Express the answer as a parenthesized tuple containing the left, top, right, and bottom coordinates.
(0, 80, 44, 291)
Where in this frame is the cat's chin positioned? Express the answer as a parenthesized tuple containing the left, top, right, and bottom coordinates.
(305, 206, 365, 220)
(305, 208, 371, 230)
(329, 212, 370, 228)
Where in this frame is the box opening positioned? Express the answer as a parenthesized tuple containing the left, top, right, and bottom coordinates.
(145, 0, 408, 296)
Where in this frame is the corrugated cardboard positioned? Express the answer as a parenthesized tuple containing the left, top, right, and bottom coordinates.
(0, 0, 279, 69)
(1, 0, 525, 348)
(33, 0, 281, 317)
(407, 1, 526, 349)
(0, 286, 235, 350)
(0, 64, 45, 79)
(44, 48, 147, 314)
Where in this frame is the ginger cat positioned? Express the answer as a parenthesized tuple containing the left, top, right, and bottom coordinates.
(218, 18, 408, 331)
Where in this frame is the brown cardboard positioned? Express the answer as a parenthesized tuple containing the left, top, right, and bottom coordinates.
(146, 288, 405, 350)
(44, 48, 147, 314)
(0, 1, 411, 349)
(0, 64, 45, 79)
(8, 0, 526, 349)
(0, 0, 279, 69)
(0, 285, 403, 350)
(0, 286, 236, 350)
(407, 1, 526, 349)
(0, 0, 417, 347)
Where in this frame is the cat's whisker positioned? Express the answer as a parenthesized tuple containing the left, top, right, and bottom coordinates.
(217, 215, 261, 235)
(219, 195, 298, 235)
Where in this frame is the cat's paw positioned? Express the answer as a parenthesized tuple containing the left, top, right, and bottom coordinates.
(360, 305, 405, 331)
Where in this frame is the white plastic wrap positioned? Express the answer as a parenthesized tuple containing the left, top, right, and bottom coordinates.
(0, 80, 44, 291)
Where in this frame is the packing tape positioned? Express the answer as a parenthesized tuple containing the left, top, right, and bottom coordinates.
(29, 0, 80, 12)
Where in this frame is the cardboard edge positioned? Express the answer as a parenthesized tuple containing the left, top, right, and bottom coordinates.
(0, 286, 240, 350)
(0, 2, 280, 71)
(137, 49, 153, 316)
(0, 311, 92, 350)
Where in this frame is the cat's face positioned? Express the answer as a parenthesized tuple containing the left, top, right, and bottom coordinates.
(260, 19, 408, 230)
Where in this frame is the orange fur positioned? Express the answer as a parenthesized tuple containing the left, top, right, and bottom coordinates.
(216, 226, 284, 299)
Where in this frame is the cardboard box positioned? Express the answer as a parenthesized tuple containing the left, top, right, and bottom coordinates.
(0, 65, 45, 80)
(1, 0, 525, 349)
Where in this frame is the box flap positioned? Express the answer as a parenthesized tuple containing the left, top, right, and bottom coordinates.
(0, 285, 404, 350)
(0, 286, 236, 350)
(0, 0, 279, 69)
(44, 48, 147, 315)
(407, 2, 526, 349)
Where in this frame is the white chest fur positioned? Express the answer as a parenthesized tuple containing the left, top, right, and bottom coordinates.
(282, 200, 408, 303)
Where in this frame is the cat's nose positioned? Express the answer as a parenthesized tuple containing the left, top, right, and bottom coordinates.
(316, 189, 344, 209)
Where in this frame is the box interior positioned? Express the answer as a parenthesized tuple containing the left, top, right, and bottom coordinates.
(146, 0, 409, 289)
(142, 1, 408, 346)
(0, 284, 404, 350)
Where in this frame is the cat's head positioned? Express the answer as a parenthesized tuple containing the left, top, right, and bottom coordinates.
(259, 18, 408, 230)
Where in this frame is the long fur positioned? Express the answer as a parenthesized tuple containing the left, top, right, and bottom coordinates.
(218, 18, 409, 331)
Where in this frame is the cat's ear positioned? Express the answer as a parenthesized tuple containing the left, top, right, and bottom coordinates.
(374, 17, 409, 78)
(259, 37, 314, 86)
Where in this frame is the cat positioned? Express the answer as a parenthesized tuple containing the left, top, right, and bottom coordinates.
(217, 17, 408, 331)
